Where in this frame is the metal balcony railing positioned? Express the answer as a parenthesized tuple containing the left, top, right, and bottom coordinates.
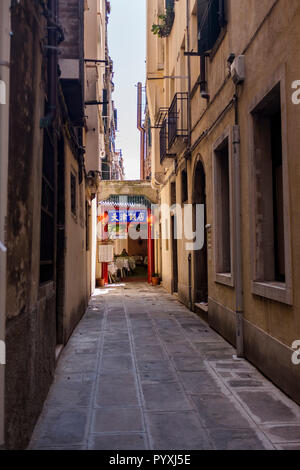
(160, 118, 168, 164)
(168, 92, 188, 149)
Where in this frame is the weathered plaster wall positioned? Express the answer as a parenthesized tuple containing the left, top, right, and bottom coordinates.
(63, 142, 89, 342)
(5, 1, 56, 449)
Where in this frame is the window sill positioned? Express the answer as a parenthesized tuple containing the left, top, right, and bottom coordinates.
(252, 281, 293, 305)
(215, 272, 234, 287)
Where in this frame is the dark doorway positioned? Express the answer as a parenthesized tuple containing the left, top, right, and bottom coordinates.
(193, 160, 208, 303)
(171, 215, 178, 293)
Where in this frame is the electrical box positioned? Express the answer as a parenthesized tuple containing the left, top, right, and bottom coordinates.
(231, 55, 245, 85)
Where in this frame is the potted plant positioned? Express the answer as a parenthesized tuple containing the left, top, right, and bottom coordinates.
(152, 273, 160, 286)
(151, 4, 175, 38)
(96, 278, 105, 287)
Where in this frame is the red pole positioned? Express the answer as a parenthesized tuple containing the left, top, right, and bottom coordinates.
(102, 262, 108, 285)
(147, 209, 154, 284)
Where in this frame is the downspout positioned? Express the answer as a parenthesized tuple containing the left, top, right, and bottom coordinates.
(186, 0, 193, 309)
(185, 0, 192, 154)
(140, 129, 145, 180)
(137, 82, 145, 180)
(0, 0, 10, 449)
(233, 92, 244, 357)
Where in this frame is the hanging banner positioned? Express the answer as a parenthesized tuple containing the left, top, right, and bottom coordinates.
(108, 210, 147, 224)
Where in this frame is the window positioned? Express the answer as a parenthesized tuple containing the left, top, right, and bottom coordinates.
(197, 0, 227, 55)
(86, 201, 90, 251)
(166, 0, 174, 9)
(171, 182, 176, 206)
(102, 158, 111, 180)
(71, 172, 77, 217)
(250, 79, 292, 304)
(252, 84, 284, 282)
(103, 89, 108, 130)
(181, 169, 188, 203)
(213, 131, 233, 286)
(40, 127, 55, 284)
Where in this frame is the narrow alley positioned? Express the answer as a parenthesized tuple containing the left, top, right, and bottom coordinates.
(30, 283, 300, 451)
(2, 0, 300, 454)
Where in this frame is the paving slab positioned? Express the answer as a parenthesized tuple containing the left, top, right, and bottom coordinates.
(96, 373, 139, 407)
(165, 343, 198, 356)
(55, 354, 98, 374)
(172, 355, 207, 371)
(30, 408, 88, 447)
(45, 381, 93, 408)
(145, 412, 212, 450)
(101, 354, 133, 373)
(137, 360, 177, 383)
(88, 434, 148, 450)
(192, 393, 252, 429)
(134, 344, 167, 361)
(262, 424, 300, 444)
(102, 340, 131, 355)
(92, 408, 144, 433)
(236, 391, 300, 424)
(207, 428, 269, 450)
(178, 371, 223, 395)
(141, 382, 193, 411)
(275, 443, 300, 450)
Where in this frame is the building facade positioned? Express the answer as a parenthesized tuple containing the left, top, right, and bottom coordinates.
(146, 0, 300, 405)
(0, 0, 11, 450)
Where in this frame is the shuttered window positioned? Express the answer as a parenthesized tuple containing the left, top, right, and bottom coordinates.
(165, 0, 175, 10)
(197, 0, 227, 55)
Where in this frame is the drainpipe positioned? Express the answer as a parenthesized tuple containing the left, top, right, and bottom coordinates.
(140, 129, 145, 180)
(185, 0, 192, 155)
(233, 92, 244, 357)
(0, 0, 10, 448)
(137, 82, 145, 179)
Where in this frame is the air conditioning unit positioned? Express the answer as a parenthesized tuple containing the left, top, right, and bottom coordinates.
(231, 56, 245, 85)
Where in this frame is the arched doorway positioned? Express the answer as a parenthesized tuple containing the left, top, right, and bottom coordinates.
(193, 158, 208, 304)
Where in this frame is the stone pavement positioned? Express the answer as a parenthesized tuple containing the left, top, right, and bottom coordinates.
(29, 283, 300, 450)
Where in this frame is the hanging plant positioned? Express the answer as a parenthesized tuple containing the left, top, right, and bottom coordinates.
(151, 6, 175, 38)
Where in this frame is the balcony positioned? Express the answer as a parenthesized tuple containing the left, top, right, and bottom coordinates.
(151, 0, 175, 38)
(159, 92, 188, 165)
(168, 92, 188, 150)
